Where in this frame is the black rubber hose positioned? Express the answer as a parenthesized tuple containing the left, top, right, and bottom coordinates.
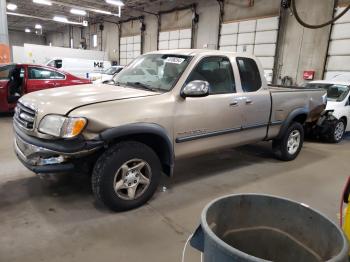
(291, 0, 350, 29)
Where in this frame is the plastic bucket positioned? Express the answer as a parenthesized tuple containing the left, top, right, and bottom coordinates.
(190, 194, 348, 262)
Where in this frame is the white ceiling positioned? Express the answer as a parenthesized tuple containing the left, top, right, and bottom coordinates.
(6, 0, 198, 33)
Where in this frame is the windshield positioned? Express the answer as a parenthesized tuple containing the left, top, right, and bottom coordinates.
(104, 67, 122, 75)
(0, 64, 16, 80)
(112, 54, 191, 92)
(305, 83, 350, 102)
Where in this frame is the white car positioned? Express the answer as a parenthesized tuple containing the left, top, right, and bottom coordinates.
(90, 66, 124, 84)
(306, 80, 350, 142)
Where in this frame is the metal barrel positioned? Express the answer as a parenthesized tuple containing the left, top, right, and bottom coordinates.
(190, 194, 348, 262)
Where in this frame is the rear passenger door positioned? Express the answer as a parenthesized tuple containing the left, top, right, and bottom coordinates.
(236, 57, 271, 141)
(174, 56, 244, 158)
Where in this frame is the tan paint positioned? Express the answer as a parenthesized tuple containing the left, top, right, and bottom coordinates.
(17, 50, 326, 158)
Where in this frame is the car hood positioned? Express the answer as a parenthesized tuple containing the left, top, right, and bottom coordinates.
(20, 83, 160, 116)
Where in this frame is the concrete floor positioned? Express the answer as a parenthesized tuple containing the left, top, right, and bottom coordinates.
(0, 114, 349, 262)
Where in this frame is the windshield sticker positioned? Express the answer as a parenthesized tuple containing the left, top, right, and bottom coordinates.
(165, 57, 185, 64)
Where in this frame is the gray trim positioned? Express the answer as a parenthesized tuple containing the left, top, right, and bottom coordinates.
(276, 108, 309, 139)
(176, 126, 241, 143)
(99, 123, 174, 177)
(270, 120, 283, 126)
(242, 123, 268, 130)
(176, 122, 275, 143)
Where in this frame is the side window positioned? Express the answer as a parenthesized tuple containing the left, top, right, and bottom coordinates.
(28, 67, 61, 80)
(0, 64, 16, 80)
(236, 57, 262, 92)
(187, 56, 236, 95)
(52, 71, 65, 79)
(20, 68, 25, 78)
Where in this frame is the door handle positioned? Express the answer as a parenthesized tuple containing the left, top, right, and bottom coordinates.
(230, 100, 239, 107)
(245, 98, 253, 104)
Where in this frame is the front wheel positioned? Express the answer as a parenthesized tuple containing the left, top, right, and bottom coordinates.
(328, 119, 346, 143)
(92, 141, 161, 211)
(272, 122, 304, 161)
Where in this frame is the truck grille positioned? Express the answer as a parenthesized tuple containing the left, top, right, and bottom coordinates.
(14, 102, 37, 130)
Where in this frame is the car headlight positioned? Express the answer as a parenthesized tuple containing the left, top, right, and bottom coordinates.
(39, 115, 87, 138)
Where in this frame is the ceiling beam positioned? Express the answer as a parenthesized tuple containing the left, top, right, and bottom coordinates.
(7, 12, 84, 26)
(48, 0, 122, 17)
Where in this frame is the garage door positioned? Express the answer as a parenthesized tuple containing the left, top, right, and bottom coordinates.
(219, 16, 279, 83)
(158, 9, 192, 50)
(120, 20, 142, 66)
(324, 7, 350, 80)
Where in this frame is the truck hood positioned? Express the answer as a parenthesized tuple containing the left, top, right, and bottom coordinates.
(20, 83, 160, 116)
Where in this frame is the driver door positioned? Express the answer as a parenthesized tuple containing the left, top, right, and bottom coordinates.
(174, 56, 244, 158)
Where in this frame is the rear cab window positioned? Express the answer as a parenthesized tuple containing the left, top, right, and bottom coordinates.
(236, 57, 262, 92)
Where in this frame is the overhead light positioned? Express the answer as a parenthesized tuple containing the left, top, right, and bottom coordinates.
(93, 9, 112, 15)
(35, 24, 42, 29)
(7, 3, 17, 11)
(25, 28, 31, 33)
(105, 0, 124, 6)
(70, 8, 87, 16)
(33, 0, 52, 6)
(53, 16, 68, 23)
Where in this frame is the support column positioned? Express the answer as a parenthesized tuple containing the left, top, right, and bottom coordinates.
(0, 0, 10, 64)
(275, 0, 335, 85)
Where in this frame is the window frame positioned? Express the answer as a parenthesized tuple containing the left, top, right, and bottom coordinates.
(236, 57, 262, 93)
(184, 55, 236, 95)
(28, 67, 66, 81)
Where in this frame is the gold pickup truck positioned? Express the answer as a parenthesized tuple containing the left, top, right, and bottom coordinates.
(13, 50, 326, 211)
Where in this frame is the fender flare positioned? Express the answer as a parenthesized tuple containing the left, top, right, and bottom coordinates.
(276, 108, 309, 139)
(98, 123, 174, 176)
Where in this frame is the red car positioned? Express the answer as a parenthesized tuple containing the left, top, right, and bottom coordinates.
(0, 64, 91, 113)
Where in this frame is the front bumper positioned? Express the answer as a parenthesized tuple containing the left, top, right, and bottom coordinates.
(14, 123, 104, 174)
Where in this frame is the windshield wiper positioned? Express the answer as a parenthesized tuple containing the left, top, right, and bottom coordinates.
(126, 82, 163, 92)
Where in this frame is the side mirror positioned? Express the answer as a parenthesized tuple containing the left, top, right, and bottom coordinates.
(181, 80, 210, 98)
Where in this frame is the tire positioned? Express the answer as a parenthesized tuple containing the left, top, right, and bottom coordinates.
(328, 119, 346, 143)
(92, 141, 161, 211)
(272, 122, 304, 161)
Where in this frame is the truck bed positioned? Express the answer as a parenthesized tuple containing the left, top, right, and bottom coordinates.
(268, 85, 322, 92)
(266, 85, 326, 139)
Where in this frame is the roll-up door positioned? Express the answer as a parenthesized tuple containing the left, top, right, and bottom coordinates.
(120, 20, 142, 66)
(325, 7, 350, 80)
(158, 9, 192, 50)
(219, 16, 279, 83)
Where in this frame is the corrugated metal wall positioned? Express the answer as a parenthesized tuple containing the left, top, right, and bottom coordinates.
(219, 16, 279, 83)
(120, 20, 142, 65)
(158, 9, 192, 50)
(325, 7, 350, 79)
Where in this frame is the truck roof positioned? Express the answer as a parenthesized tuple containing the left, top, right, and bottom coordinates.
(147, 49, 256, 59)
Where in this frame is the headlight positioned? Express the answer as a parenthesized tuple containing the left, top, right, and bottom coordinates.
(39, 115, 87, 138)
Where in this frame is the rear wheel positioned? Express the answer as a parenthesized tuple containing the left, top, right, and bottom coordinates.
(272, 122, 304, 161)
(92, 141, 161, 211)
(328, 119, 346, 143)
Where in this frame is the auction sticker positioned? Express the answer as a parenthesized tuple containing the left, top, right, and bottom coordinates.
(165, 57, 185, 64)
